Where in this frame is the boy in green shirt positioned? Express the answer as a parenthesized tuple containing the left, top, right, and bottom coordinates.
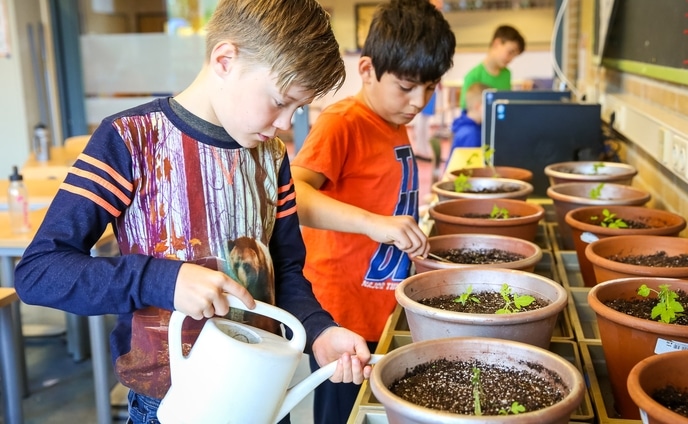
(459, 25, 525, 110)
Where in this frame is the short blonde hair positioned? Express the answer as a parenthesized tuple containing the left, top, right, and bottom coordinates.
(465, 83, 490, 110)
(205, 0, 344, 99)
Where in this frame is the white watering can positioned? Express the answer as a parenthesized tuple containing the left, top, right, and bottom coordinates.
(157, 295, 380, 424)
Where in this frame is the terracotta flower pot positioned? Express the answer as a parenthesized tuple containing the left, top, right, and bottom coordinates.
(369, 337, 585, 424)
(546, 182, 651, 250)
(585, 235, 688, 284)
(627, 349, 688, 424)
(432, 177, 533, 202)
(429, 198, 545, 242)
(450, 166, 533, 182)
(565, 206, 686, 287)
(544, 161, 637, 186)
(395, 267, 567, 348)
(588, 277, 688, 419)
(412, 233, 543, 274)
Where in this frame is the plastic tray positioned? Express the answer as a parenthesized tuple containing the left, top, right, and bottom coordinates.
(566, 287, 601, 342)
(349, 334, 594, 423)
(555, 250, 586, 289)
(578, 341, 642, 424)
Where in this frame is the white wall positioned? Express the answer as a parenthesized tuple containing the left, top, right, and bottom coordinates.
(0, 0, 42, 176)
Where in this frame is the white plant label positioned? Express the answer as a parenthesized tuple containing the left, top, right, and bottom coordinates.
(580, 232, 599, 243)
(654, 338, 688, 354)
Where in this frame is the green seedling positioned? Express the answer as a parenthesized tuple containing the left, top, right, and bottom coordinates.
(589, 208, 628, 228)
(637, 284, 685, 324)
(489, 204, 510, 219)
(483, 145, 496, 167)
(499, 401, 526, 415)
(454, 173, 471, 193)
(496, 283, 535, 314)
(471, 367, 483, 416)
(453, 285, 480, 305)
(592, 162, 606, 174)
(589, 183, 605, 200)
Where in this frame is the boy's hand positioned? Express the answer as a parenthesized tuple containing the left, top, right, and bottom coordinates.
(173, 263, 255, 319)
(366, 215, 429, 258)
(312, 327, 373, 384)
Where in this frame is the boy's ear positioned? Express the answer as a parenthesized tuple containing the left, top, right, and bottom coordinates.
(209, 42, 239, 77)
(358, 56, 375, 83)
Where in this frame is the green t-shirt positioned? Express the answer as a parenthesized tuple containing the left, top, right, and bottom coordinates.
(459, 62, 512, 110)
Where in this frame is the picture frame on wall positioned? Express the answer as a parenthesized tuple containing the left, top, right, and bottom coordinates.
(355, 3, 379, 50)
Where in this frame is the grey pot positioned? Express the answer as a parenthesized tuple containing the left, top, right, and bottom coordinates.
(369, 337, 586, 424)
(395, 267, 567, 348)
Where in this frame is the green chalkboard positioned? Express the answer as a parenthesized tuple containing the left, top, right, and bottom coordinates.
(602, 0, 688, 84)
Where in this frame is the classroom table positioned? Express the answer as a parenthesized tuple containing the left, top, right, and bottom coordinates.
(21, 145, 82, 180)
(0, 287, 24, 423)
(0, 207, 118, 424)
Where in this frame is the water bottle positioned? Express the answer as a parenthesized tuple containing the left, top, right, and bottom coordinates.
(33, 123, 50, 162)
(8, 166, 30, 233)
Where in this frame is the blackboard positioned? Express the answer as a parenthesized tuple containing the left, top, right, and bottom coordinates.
(604, 0, 688, 70)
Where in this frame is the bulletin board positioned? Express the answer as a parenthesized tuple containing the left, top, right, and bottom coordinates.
(601, 0, 688, 85)
(355, 3, 379, 51)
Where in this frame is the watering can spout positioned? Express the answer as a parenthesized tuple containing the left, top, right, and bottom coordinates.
(274, 354, 383, 423)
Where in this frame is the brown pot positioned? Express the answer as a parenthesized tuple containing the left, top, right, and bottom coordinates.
(627, 349, 688, 424)
(565, 206, 687, 287)
(544, 161, 637, 186)
(546, 182, 651, 250)
(432, 177, 533, 202)
(450, 166, 533, 182)
(412, 233, 543, 274)
(588, 277, 688, 419)
(369, 337, 585, 424)
(429, 198, 545, 242)
(585, 235, 688, 284)
(395, 267, 567, 347)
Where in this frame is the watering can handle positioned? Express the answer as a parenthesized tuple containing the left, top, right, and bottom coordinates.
(168, 295, 308, 386)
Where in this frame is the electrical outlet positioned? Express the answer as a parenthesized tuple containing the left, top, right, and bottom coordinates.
(671, 135, 687, 175)
(659, 128, 673, 165)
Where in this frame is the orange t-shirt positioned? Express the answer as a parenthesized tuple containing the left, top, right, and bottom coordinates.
(292, 97, 420, 341)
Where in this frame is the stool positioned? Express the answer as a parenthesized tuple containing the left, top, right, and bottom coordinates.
(0, 287, 25, 423)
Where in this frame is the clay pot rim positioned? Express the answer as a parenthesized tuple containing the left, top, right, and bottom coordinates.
(587, 277, 688, 337)
(396, 267, 567, 325)
(627, 349, 688, 423)
(564, 205, 687, 236)
(450, 166, 534, 182)
(546, 182, 651, 205)
(544, 161, 637, 180)
(412, 233, 543, 271)
(369, 336, 585, 422)
(429, 198, 545, 227)
(432, 177, 534, 200)
(585, 235, 688, 277)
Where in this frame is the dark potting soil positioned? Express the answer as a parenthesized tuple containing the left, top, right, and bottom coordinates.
(554, 166, 610, 175)
(607, 251, 688, 267)
(435, 248, 525, 265)
(418, 292, 548, 314)
(463, 186, 519, 194)
(389, 358, 565, 416)
(462, 213, 522, 219)
(652, 385, 688, 418)
(587, 218, 650, 229)
(603, 289, 688, 326)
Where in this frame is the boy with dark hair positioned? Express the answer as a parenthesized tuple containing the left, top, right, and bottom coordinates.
(291, 0, 456, 422)
(459, 24, 525, 110)
(15, 0, 372, 422)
